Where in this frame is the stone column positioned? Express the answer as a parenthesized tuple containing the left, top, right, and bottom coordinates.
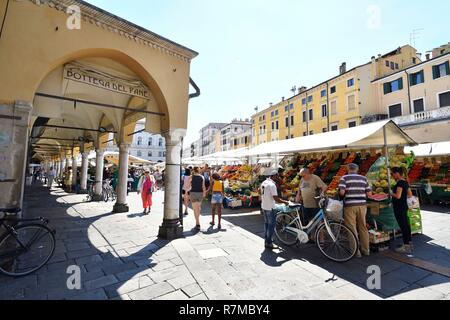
(113, 143, 130, 213)
(65, 157, 70, 171)
(158, 129, 186, 239)
(59, 158, 64, 178)
(71, 154, 78, 192)
(0, 101, 33, 213)
(93, 149, 105, 201)
(79, 151, 89, 193)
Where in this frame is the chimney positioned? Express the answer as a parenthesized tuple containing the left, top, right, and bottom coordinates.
(298, 86, 307, 94)
(270, 103, 273, 107)
(425, 53, 431, 60)
(339, 62, 347, 75)
(282, 97, 285, 101)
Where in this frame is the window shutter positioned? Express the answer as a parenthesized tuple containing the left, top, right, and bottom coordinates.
(383, 83, 390, 94)
(445, 61, 450, 76)
(433, 65, 439, 79)
(398, 78, 403, 90)
(421, 70, 425, 83)
(409, 74, 414, 85)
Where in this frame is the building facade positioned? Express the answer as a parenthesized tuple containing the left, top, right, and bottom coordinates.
(372, 50, 450, 143)
(200, 123, 227, 156)
(220, 119, 252, 151)
(251, 45, 423, 145)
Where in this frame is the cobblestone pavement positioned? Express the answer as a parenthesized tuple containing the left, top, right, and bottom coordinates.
(0, 184, 449, 300)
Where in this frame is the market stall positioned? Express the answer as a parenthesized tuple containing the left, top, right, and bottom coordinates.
(242, 120, 420, 247)
(405, 142, 450, 206)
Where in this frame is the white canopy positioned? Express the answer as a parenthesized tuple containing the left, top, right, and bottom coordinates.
(405, 141, 450, 157)
(244, 120, 416, 156)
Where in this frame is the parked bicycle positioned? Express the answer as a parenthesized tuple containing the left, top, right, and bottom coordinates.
(102, 179, 116, 202)
(275, 195, 358, 262)
(0, 208, 56, 277)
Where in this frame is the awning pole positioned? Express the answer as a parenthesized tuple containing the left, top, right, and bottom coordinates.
(383, 126, 393, 200)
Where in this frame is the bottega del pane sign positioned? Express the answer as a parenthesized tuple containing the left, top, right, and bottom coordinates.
(64, 64, 151, 99)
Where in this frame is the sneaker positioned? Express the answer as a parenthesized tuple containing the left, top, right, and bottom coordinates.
(395, 245, 412, 254)
(356, 251, 362, 258)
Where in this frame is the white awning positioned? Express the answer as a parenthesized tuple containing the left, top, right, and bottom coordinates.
(405, 141, 450, 157)
(244, 120, 416, 156)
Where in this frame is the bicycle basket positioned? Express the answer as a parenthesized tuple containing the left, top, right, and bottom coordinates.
(325, 199, 344, 221)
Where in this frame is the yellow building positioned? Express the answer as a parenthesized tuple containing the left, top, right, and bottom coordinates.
(251, 45, 421, 145)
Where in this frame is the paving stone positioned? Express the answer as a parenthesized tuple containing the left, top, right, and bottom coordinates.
(102, 261, 137, 275)
(75, 254, 103, 266)
(71, 289, 108, 300)
(128, 282, 175, 300)
(416, 274, 450, 295)
(115, 266, 153, 282)
(392, 284, 446, 300)
(391, 265, 432, 284)
(154, 290, 189, 300)
(167, 274, 197, 290)
(151, 260, 176, 272)
(198, 248, 228, 260)
(181, 283, 204, 298)
(84, 275, 118, 291)
(189, 293, 209, 300)
(66, 248, 100, 260)
(66, 242, 92, 251)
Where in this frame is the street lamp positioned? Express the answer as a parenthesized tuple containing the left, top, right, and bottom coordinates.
(287, 86, 297, 139)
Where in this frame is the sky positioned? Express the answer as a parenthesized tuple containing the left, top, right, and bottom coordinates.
(86, 0, 450, 146)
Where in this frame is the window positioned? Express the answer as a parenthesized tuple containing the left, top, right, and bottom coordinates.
(349, 121, 357, 128)
(309, 109, 314, 121)
(412, 57, 417, 64)
(262, 115, 266, 120)
(390, 62, 395, 70)
(410, 70, 424, 86)
(395, 63, 399, 70)
(347, 94, 356, 111)
(388, 103, 402, 118)
(347, 78, 354, 87)
(163, 152, 166, 157)
(159, 138, 163, 147)
(433, 61, 450, 79)
(137, 137, 142, 146)
(413, 98, 424, 113)
(148, 151, 152, 157)
(302, 111, 307, 123)
(302, 98, 306, 105)
(285, 117, 289, 128)
(385, 60, 390, 67)
(303, 132, 307, 136)
(271, 122, 275, 130)
(275, 110, 279, 116)
(285, 136, 289, 140)
(276, 121, 279, 130)
(290, 104, 294, 110)
(285, 105, 289, 112)
(148, 138, 152, 146)
(291, 135, 294, 139)
(291, 115, 294, 126)
(159, 152, 163, 157)
(439, 91, 450, 108)
(271, 111, 274, 117)
(383, 78, 404, 94)
(308, 96, 313, 103)
(322, 105, 327, 118)
(309, 131, 314, 135)
(331, 125, 338, 131)
(321, 90, 326, 98)
(137, 151, 142, 157)
(322, 128, 328, 133)
(330, 101, 337, 115)
(330, 86, 336, 94)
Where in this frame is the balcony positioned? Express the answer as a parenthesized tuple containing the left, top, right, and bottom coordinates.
(392, 106, 450, 127)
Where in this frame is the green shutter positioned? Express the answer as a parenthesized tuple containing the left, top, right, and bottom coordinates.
(398, 78, 404, 90)
(383, 82, 390, 94)
(421, 70, 425, 83)
(409, 74, 414, 85)
(446, 61, 450, 76)
(433, 65, 439, 79)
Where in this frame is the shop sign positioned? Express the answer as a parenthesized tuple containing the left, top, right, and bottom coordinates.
(64, 64, 151, 99)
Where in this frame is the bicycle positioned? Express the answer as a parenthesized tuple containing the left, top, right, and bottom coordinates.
(274, 195, 358, 262)
(0, 208, 56, 277)
(102, 179, 116, 202)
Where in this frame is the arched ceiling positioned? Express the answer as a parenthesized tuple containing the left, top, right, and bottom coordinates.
(31, 57, 156, 159)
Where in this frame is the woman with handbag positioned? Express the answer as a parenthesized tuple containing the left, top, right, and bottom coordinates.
(137, 170, 155, 215)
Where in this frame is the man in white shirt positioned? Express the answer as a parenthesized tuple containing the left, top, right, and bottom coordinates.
(260, 168, 289, 250)
(47, 167, 56, 189)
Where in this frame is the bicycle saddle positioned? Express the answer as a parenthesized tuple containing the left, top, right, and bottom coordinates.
(0, 208, 21, 214)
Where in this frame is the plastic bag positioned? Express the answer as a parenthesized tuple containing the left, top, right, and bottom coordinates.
(326, 199, 344, 221)
(407, 196, 420, 209)
(424, 183, 433, 195)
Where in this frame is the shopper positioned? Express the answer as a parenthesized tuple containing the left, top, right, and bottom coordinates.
(47, 167, 56, 189)
(182, 168, 192, 216)
(189, 167, 207, 231)
(209, 173, 225, 230)
(260, 168, 289, 250)
(202, 164, 211, 191)
(339, 163, 373, 258)
(391, 167, 414, 254)
(295, 168, 328, 224)
(137, 170, 154, 215)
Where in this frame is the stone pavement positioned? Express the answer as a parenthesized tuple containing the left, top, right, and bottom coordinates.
(0, 184, 449, 300)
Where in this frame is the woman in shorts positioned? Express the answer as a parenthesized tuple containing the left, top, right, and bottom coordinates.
(209, 173, 225, 230)
(189, 167, 206, 231)
(182, 168, 192, 216)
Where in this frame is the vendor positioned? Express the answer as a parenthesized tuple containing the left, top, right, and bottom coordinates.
(295, 168, 328, 224)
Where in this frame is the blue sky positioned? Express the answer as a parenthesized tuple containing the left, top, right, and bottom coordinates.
(86, 0, 450, 146)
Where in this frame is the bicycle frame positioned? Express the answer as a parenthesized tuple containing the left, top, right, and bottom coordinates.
(283, 208, 338, 242)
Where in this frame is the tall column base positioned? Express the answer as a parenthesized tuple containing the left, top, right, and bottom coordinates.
(158, 218, 183, 240)
(92, 194, 103, 202)
(113, 203, 129, 213)
(78, 189, 88, 194)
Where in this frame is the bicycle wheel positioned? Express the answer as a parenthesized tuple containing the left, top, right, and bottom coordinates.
(275, 214, 299, 246)
(0, 224, 55, 277)
(103, 188, 109, 202)
(315, 221, 358, 262)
